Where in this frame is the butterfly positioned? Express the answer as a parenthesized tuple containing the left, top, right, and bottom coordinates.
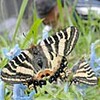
(1, 26, 79, 92)
(65, 58, 98, 86)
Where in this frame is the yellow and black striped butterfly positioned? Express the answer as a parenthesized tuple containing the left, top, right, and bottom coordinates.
(1, 26, 79, 92)
(67, 58, 98, 86)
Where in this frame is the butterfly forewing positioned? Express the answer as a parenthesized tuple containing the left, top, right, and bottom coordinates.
(39, 26, 79, 71)
(71, 58, 97, 85)
(40, 26, 79, 57)
(1, 50, 35, 83)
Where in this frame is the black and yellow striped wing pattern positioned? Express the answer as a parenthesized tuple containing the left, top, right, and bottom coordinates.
(1, 26, 79, 91)
(40, 26, 79, 57)
(39, 26, 79, 82)
(1, 50, 35, 83)
(71, 58, 98, 85)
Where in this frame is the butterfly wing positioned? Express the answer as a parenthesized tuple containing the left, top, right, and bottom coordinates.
(38, 26, 79, 82)
(1, 50, 35, 84)
(39, 26, 79, 70)
(39, 26, 79, 57)
(71, 58, 97, 85)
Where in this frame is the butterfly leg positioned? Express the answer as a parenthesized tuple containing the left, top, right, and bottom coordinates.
(33, 85, 38, 93)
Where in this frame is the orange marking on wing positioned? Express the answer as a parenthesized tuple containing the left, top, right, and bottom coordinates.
(36, 69, 54, 79)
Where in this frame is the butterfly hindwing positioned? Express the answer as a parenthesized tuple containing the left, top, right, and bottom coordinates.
(71, 58, 97, 85)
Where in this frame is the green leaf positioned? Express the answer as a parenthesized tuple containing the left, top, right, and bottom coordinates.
(12, 0, 28, 42)
(21, 19, 43, 48)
